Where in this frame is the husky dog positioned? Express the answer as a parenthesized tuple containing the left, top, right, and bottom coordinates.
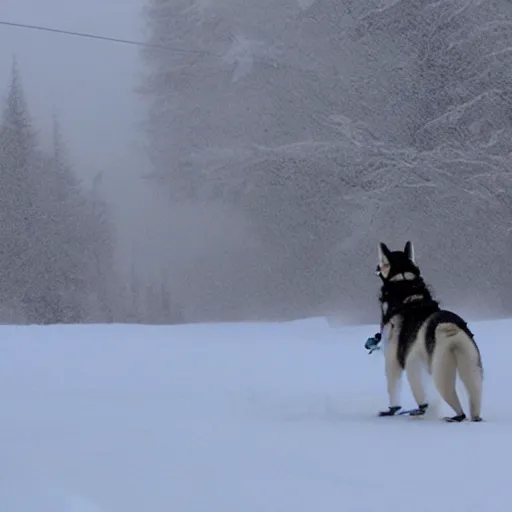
(375, 241, 483, 422)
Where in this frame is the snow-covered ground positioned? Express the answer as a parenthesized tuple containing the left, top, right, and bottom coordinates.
(0, 317, 510, 511)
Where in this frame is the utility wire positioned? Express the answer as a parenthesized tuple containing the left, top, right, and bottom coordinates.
(0, 20, 223, 58)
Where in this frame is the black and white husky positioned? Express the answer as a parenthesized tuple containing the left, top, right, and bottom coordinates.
(376, 241, 483, 422)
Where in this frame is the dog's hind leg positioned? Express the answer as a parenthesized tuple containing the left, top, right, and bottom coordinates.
(431, 345, 465, 421)
(453, 338, 483, 422)
(405, 354, 428, 413)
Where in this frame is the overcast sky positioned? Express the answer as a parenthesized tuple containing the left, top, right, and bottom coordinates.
(0, 0, 154, 266)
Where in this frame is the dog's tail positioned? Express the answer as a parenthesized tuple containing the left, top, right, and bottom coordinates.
(430, 313, 483, 420)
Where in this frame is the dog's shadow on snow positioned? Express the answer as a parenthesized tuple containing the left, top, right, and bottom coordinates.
(236, 374, 504, 425)
(237, 390, 461, 426)
(238, 391, 392, 424)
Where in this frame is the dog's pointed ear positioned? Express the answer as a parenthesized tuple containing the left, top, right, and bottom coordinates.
(378, 242, 391, 266)
(378, 242, 392, 278)
(404, 241, 415, 262)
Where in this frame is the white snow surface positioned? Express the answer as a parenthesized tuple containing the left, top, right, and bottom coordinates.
(1, 317, 510, 511)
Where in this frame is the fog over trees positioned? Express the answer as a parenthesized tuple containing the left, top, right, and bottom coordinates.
(2, 0, 512, 324)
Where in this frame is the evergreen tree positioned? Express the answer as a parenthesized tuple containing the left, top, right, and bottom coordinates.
(0, 58, 43, 322)
(0, 60, 120, 324)
(33, 111, 91, 323)
(86, 171, 117, 322)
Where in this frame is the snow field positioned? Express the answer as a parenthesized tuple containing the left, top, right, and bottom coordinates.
(0, 318, 510, 511)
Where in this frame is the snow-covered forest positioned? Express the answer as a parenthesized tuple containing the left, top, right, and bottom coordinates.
(2, 0, 512, 324)
(0, 61, 176, 324)
(140, 0, 512, 323)
(0, 61, 114, 323)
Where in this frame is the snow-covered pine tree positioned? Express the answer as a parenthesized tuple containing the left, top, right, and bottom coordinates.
(0, 58, 45, 322)
(0, 61, 120, 324)
(33, 111, 94, 323)
(83, 170, 117, 323)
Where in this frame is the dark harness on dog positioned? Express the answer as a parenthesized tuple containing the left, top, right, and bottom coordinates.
(377, 270, 441, 368)
(374, 269, 478, 369)
(380, 278, 437, 325)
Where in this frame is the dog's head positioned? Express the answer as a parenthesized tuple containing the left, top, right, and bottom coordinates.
(376, 241, 420, 282)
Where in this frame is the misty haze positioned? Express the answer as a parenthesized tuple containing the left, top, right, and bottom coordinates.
(3, 2, 512, 511)
(0, 0, 510, 325)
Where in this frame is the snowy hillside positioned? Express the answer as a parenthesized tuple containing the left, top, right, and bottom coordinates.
(0, 317, 510, 511)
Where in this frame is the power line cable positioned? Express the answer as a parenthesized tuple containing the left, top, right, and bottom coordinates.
(0, 20, 223, 58)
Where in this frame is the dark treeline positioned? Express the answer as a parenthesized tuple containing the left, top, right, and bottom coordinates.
(0, 60, 181, 325)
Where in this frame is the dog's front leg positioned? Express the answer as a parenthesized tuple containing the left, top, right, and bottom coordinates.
(379, 343, 403, 416)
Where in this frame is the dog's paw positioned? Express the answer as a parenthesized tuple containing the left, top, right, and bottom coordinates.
(444, 413, 467, 422)
(378, 406, 401, 417)
(408, 403, 428, 416)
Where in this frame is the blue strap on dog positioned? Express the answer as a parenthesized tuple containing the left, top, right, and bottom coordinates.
(365, 332, 382, 354)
